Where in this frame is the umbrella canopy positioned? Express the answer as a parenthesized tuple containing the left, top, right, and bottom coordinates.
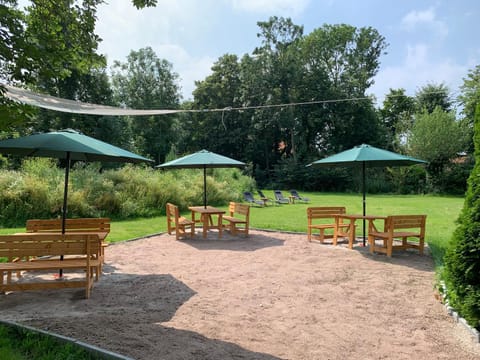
(307, 144, 427, 244)
(157, 149, 245, 208)
(0, 129, 153, 231)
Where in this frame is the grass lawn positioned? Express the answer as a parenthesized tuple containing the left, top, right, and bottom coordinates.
(0, 192, 464, 267)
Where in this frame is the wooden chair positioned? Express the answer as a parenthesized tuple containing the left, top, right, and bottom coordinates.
(223, 202, 250, 237)
(368, 215, 427, 257)
(166, 203, 195, 240)
(307, 207, 351, 245)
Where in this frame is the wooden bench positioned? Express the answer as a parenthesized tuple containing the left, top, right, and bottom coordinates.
(26, 218, 110, 262)
(166, 203, 195, 240)
(223, 202, 250, 237)
(368, 215, 427, 257)
(307, 207, 351, 245)
(0, 233, 101, 299)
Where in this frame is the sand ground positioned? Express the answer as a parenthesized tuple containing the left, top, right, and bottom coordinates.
(1, 229, 479, 360)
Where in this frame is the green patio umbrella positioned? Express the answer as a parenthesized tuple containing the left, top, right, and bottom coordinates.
(0, 129, 153, 233)
(307, 144, 427, 245)
(156, 149, 245, 208)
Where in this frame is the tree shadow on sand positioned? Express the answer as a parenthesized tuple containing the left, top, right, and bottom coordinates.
(0, 270, 282, 360)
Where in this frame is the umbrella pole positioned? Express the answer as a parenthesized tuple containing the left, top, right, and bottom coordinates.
(59, 151, 71, 278)
(62, 151, 71, 234)
(203, 165, 207, 208)
(362, 161, 366, 246)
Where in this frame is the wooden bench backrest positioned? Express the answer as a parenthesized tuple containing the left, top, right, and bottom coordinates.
(386, 215, 427, 234)
(0, 233, 100, 260)
(229, 202, 250, 218)
(26, 218, 110, 233)
(307, 207, 346, 219)
(166, 202, 179, 219)
(166, 203, 180, 233)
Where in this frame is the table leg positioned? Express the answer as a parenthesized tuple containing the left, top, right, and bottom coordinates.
(348, 218, 356, 249)
(218, 214, 223, 238)
(202, 214, 208, 239)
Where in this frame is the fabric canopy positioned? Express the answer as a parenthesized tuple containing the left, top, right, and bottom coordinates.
(3, 84, 183, 116)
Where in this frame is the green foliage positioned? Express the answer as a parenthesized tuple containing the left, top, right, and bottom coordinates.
(0, 160, 254, 226)
(459, 65, 480, 126)
(443, 103, 480, 331)
(387, 166, 427, 194)
(409, 107, 469, 192)
(0, 324, 102, 359)
(110, 46, 181, 163)
(415, 83, 452, 113)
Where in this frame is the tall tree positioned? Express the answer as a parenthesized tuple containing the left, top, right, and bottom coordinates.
(0, 0, 36, 128)
(298, 24, 387, 155)
(415, 83, 452, 113)
(110, 46, 181, 163)
(187, 54, 247, 159)
(0, 0, 158, 130)
(379, 88, 416, 150)
(252, 16, 304, 163)
(408, 107, 468, 191)
(458, 65, 480, 128)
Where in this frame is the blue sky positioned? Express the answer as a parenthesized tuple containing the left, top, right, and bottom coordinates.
(94, 0, 478, 106)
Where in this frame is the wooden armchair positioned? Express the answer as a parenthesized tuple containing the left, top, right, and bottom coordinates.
(166, 203, 195, 240)
(307, 207, 351, 245)
(223, 202, 250, 237)
(368, 215, 427, 257)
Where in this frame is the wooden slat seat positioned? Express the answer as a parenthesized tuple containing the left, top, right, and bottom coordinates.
(307, 207, 352, 245)
(223, 202, 250, 237)
(368, 215, 427, 257)
(0, 233, 101, 299)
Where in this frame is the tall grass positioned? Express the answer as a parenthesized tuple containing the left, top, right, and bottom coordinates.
(0, 160, 255, 226)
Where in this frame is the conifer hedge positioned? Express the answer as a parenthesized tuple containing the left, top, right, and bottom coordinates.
(443, 103, 480, 330)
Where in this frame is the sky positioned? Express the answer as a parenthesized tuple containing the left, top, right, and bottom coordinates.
(93, 0, 479, 107)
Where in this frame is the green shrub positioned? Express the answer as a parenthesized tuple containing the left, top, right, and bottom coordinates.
(0, 161, 255, 226)
(0, 324, 103, 359)
(443, 104, 480, 331)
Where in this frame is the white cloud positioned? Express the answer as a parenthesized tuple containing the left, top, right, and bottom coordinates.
(370, 43, 470, 106)
(230, 0, 309, 15)
(401, 7, 448, 37)
(153, 44, 214, 100)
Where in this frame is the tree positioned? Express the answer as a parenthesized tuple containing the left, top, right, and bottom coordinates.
(0, 0, 158, 130)
(443, 103, 480, 331)
(379, 88, 416, 150)
(187, 54, 248, 159)
(298, 24, 387, 154)
(110, 47, 181, 163)
(0, 1, 36, 128)
(408, 107, 468, 192)
(252, 16, 304, 163)
(459, 65, 480, 124)
(415, 83, 452, 113)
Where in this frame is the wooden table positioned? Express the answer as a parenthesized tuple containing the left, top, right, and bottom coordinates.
(189, 206, 226, 239)
(336, 214, 387, 249)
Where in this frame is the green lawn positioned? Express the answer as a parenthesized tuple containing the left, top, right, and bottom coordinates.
(0, 192, 464, 267)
